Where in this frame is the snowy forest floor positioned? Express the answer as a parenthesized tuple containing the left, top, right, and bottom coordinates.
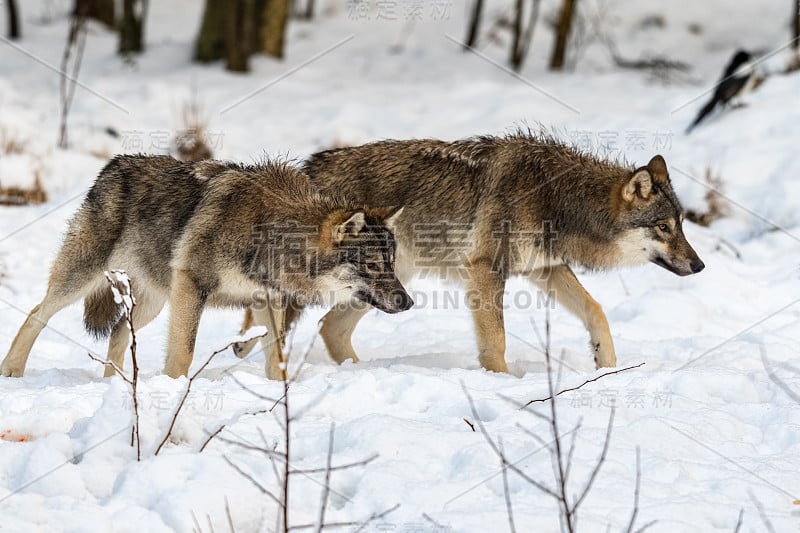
(1, 1, 799, 531)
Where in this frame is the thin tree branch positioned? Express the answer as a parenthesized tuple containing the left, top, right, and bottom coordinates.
(499, 438, 517, 533)
(462, 383, 559, 499)
(287, 505, 401, 531)
(732, 508, 744, 533)
(217, 436, 288, 461)
(95, 271, 141, 461)
(288, 385, 331, 422)
(223, 455, 282, 507)
(268, 452, 283, 494)
(290, 454, 378, 475)
(561, 418, 583, 487)
(521, 363, 645, 409)
(542, 307, 573, 532)
(748, 490, 776, 533)
(760, 345, 800, 404)
(422, 513, 447, 529)
(87, 353, 132, 385)
(351, 503, 402, 533)
(625, 446, 642, 533)
(315, 422, 335, 533)
(155, 333, 269, 455)
(515, 422, 552, 449)
(572, 408, 615, 511)
(199, 424, 226, 452)
(224, 495, 235, 533)
(286, 323, 321, 386)
(226, 371, 283, 405)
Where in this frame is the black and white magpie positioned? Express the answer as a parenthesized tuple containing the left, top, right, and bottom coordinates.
(686, 50, 756, 133)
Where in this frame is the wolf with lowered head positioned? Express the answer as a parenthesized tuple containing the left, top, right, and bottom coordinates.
(0, 155, 411, 381)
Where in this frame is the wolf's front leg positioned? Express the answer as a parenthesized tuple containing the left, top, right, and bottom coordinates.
(531, 265, 616, 368)
(164, 270, 207, 378)
(260, 297, 288, 381)
(466, 261, 509, 373)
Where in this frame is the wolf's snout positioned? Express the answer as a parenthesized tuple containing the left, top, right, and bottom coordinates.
(690, 258, 705, 274)
(393, 290, 414, 312)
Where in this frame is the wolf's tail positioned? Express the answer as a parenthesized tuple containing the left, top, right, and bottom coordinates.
(84, 288, 123, 338)
(67, 155, 132, 338)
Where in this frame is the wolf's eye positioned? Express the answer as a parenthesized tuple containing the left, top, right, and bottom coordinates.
(657, 223, 670, 233)
(365, 262, 382, 273)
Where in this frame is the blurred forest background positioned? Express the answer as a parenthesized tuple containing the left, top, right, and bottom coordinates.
(5, 1, 798, 73)
(1, 0, 799, 205)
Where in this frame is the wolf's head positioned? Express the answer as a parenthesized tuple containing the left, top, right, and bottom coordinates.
(316, 206, 413, 313)
(614, 155, 705, 276)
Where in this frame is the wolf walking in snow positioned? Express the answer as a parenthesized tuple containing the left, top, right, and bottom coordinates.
(0, 155, 411, 380)
(236, 132, 704, 373)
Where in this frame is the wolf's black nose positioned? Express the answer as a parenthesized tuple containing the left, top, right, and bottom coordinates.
(396, 291, 414, 311)
(690, 259, 705, 273)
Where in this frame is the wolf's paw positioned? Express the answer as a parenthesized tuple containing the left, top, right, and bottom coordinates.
(592, 342, 616, 369)
(0, 363, 24, 377)
(232, 341, 250, 359)
(478, 354, 510, 374)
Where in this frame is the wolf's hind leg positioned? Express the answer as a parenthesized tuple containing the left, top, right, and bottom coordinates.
(103, 289, 166, 377)
(466, 261, 509, 373)
(319, 303, 371, 365)
(1, 185, 124, 377)
(531, 265, 616, 368)
(1, 277, 102, 377)
(163, 270, 207, 378)
(260, 294, 311, 380)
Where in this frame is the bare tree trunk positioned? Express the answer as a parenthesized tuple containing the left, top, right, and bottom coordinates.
(242, 0, 255, 62)
(509, 0, 540, 71)
(518, 0, 541, 67)
(510, 0, 523, 69)
(299, 0, 315, 20)
(59, 4, 89, 148)
(119, 0, 145, 54)
(196, 0, 289, 68)
(464, 0, 484, 49)
(194, 0, 225, 62)
(6, 0, 20, 40)
(224, 0, 251, 72)
(260, 0, 290, 59)
(80, 0, 115, 27)
(549, 0, 576, 70)
(793, 0, 800, 51)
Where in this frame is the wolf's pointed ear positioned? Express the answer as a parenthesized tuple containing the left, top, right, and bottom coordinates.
(383, 206, 404, 228)
(333, 211, 366, 244)
(647, 154, 669, 184)
(622, 169, 653, 202)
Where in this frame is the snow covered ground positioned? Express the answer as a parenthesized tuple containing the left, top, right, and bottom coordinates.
(1, 1, 799, 531)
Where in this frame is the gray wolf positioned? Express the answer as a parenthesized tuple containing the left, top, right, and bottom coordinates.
(237, 132, 704, 373)
(0, 155, 411, 381)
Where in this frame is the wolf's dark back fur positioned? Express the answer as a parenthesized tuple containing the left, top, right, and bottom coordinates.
(78, 156, 201, 335)
(230, 133, 701, 373)
(303, 133, 659, 272)
(78, 155, 365, 337)
(2, 153, 413, 379)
